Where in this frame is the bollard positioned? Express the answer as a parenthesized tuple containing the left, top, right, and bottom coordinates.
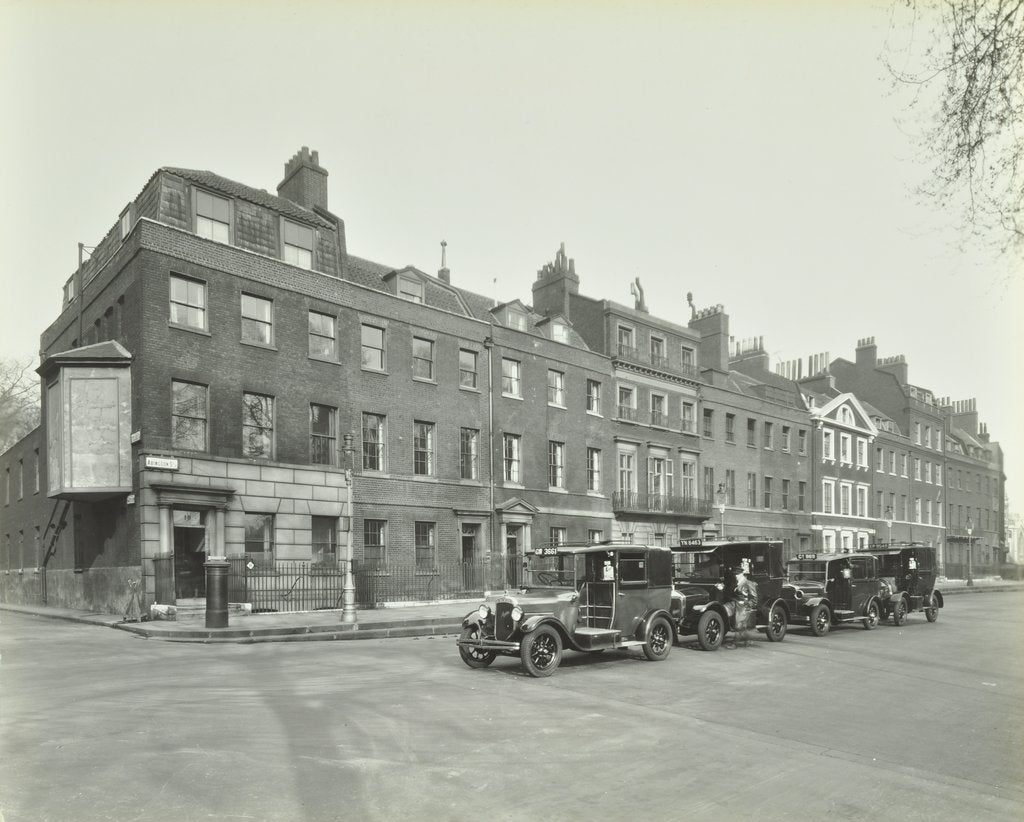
(204, 556, 230, 629)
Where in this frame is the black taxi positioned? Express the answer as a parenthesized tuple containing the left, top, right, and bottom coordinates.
(456, 542, 676, 677)
(783, 552, 884, 635)
(669, 539, 789, 651)
(860, 543, 944, 625)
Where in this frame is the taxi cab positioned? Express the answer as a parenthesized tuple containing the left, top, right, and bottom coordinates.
(669, 538, 789, 650)
(456, 541, 676, 677)
(783, 552, 884, 635)
(860, 543, 944, 625)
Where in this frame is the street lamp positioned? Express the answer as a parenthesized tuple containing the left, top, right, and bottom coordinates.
(716, 482, 727, 539)
(341, 432, 358, 624)
(965, 516, 974, 587)
(884, 506, 893, 546)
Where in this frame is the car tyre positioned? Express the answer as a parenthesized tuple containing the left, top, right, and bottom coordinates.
(893, 598, 908, 626)
(809, 604, 831, 637)
(924, 594, 939, 623)
(696, 610, 725, 651)
(458, 625, 497, 669)
(863, 600, 880, 630)
(765, 604, 787, 642)
(520, 625, 562, 677)
(643, 615, 673, 661)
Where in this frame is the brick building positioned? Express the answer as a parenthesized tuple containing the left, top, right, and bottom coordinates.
(0, 149, 1010, 614)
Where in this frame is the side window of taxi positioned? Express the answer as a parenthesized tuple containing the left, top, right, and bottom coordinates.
(619, 552, 648, 585)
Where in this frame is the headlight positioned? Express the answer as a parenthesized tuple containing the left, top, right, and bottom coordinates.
(715, 583, 725, 591)
(511, 606, 523, 621)
(478, 605, 491, 620)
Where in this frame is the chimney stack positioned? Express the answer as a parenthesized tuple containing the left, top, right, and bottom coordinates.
(855, 336, 877, 367)
(437, 240, 450, 283)
(277, 146, 329, 211)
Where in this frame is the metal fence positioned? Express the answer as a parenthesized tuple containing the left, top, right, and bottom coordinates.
(217, 556, 523, 612)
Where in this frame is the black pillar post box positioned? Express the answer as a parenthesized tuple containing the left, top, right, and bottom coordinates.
(204, 557, 230, 629)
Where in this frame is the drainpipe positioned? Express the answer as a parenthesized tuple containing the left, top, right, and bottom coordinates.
(76, 243, 85, 346)
(484, 331, 498, 589)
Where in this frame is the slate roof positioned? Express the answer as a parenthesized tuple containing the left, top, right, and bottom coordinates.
(162, 167, 335, 230)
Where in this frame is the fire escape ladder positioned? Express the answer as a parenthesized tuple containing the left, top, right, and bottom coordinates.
(42, 499, 71, 568)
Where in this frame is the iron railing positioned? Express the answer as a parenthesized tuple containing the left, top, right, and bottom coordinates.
(612, 491, 712, 517)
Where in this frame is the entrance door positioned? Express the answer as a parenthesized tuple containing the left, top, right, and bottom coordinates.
(462, 524, 481, 591)
(506, 524, 523, 587)
(173, 509, 207, 599)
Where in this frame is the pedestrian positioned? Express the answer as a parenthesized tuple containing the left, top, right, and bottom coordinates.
(730, 562, 759, 647)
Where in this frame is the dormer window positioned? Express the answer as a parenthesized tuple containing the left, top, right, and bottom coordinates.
(507, 310, 526, 331)
(283, 220, 314, 270)
(195, 190, 231, 243)
(551, 321, 569, 343)
(839, 406, 853, 425)
(398, 275, 423, 303)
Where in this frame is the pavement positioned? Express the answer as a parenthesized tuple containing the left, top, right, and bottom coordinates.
(2, 576, 1022, 643)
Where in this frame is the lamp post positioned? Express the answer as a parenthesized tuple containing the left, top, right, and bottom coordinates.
(965, 516, 974, 587)
(716, 482, 727, 539)
(884, 506, 893, 546)
(341, 432, 358, 624)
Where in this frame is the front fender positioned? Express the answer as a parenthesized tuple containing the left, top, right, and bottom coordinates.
(461, 612, 482, 629)
(933, 590, 945, 608)
(803, 596, 827, 609)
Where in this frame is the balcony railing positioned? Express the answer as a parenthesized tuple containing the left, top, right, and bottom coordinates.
(614, 344, 700, 381)
(612, 491, 712, 517)
(617, 405, 639, 422)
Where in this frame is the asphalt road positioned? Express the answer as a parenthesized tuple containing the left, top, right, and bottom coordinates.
(2, 592, 1022, 822)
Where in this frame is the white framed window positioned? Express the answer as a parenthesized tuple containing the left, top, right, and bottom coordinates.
(856, 486, 867, 517)
(361, 324, 386, 371)
(823, 430, 835, 460)
(415, 522, 436, 568)
(548, 441, 565, 489)
(242, 392, 274, 459)
(312, 516, 337, 566)
(195, 189, 231, 243)
(682, 461, 697, 501)
(617, 325, 635, 355)
(822, 479, 835, 514)
(283, 220, 314, 269)
(308, 311, 336, 360)
(362, 413, 386, 471)
(587, 447, 601, 492)
(682, 402, 695, 434)
(548, 369, 565, 406)
(823, 530, 835, 553)
(839, 433, 852, 465)
(363, 519, 387, 564)
(241, 294, 273, 345)
(502, 358, 521, 397)
(460, 428, 479, 480)
(840, 483, 851, 516)
(781, 425, 791, 452)
(650, 393, 667, 427)
(876, 447, 885, 472)
(120, 207, 132, 239)
(647, 454, 673, 498)
(841, 532, 852, 553)
(459, 349, 478, 389)
(414, 421, 435, 476)
(171, 380, 208, 451)
(412, 337, 434, 381)
(169, 274, 207, 330)
(618, 450, 637, 493)
(650, 336, 666, 366)
(914, 497, 922, 523)
(914, 458, 922, 481)
(856, 438, 867, 468)
(618, 385, 636, 421)
(588, 529, 604, 544)
(935, 464, 943, 486)
(680, 345, 696, 371)
(244, 513, 275, 569)
(914, 422, 922, 444)
(763, 421, 775, 449)
(503, 433, 522, 483)
(925, 461, 933, 484)
(586, 379, 602, 415)
(507, 310, 527, 330)
(309, 403, 337, 466)
(398, 274, 423, 303)
(549, 527, 567, 547)
(551, 321, 569, 343)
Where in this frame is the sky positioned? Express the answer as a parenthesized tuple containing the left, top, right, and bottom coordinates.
(1, 0, 1021, 513)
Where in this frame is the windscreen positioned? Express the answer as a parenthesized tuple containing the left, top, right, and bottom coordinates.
(673, 551, 721, 581)
(787, 561, 828, 583)
(523, 553, 578, 588)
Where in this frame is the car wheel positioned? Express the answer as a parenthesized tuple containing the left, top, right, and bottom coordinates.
(893, 598, 908, 626)
(696, 610, 725, 651)
(924, 594, 939, 623)
(458, 625, 496, 669)
(864, 600, 880, 630)
(520, 626, 562, 677)
(809, 604, 831, 637)
(765, 604, 787, 642)
(643, 616, 673, 661)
